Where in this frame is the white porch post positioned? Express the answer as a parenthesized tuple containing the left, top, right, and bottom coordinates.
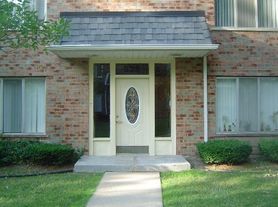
(203, 56, 208, 143)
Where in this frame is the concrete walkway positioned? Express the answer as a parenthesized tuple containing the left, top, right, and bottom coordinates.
(86, 172, 163, 207)
(75, 155, 191, 172)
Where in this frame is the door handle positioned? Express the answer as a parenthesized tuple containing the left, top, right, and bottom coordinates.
(116, 120, 123, 124)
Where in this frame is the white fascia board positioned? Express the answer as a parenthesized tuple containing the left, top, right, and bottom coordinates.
(48, 44, 219, 51)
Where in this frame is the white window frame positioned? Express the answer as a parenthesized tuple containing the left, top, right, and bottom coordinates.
(0, 77, 46, 135)
(215, 0, 278, 29)
(216, 77, 278, 135)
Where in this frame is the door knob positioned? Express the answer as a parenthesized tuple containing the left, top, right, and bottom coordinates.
(116, 120, 123, 124)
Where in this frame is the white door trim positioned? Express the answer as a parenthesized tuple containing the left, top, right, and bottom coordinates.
(89, 58, 176, 155)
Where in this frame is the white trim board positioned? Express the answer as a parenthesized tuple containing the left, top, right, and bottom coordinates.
(48, 44, 219, 58)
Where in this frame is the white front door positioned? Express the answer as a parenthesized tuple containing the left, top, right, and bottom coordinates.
(116, 78, 149, 153)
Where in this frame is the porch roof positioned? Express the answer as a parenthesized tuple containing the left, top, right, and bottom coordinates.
(49, 11, 218, 58)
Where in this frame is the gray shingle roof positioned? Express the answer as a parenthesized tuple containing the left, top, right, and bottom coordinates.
(60, 11, 212, 45)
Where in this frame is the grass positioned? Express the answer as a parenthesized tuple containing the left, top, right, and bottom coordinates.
(161, 169, 278, 207)
(0, 173, 102, 207)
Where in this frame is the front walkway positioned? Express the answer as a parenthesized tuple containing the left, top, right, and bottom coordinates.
(86, 172, 163, 207)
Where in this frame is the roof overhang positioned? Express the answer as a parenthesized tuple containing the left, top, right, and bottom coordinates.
(48, 44, 219, 58)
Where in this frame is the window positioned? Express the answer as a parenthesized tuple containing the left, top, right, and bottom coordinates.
(9, 0, 46, 20)
(0, 78, 45, 134)
(30, 0, 47, 20)
(216, 77, 278, 133)
(116, 64, 149, 75)
(93, 64, 110, 137)
(215, 0, 278, 28)
(155, 64, 171, 137)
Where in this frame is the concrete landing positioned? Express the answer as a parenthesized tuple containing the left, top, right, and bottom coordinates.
(86, 172, 163, 207)
(74, 155, 190, 172)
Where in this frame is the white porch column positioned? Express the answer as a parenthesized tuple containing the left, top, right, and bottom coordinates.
(203, 56, 208, 143)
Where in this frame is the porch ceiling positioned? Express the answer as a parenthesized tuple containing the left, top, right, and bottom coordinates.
(48, 44, 219, 58)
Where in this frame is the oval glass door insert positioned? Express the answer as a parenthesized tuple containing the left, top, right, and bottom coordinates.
(125, 87, 139, 124)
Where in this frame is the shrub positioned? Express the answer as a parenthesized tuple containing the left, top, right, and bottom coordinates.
(25, 143, 81, 166)
(259, 139, 278, 163)
(0, 141, 81, 166)
(196, 140, 252, 164)
(0, 143, 11, 167)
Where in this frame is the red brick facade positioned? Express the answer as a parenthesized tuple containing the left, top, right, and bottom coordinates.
(0, 0, 277, 155)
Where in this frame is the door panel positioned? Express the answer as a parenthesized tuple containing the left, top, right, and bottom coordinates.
(116, 78, 149, 148)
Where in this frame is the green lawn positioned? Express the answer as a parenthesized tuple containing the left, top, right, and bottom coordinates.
(161, 170, 278, 207)
(0, 173, 102, 207)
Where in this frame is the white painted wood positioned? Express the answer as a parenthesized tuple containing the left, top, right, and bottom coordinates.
(93, 140, 114, 156)
(155, 140, 173, 155)
(88, 59, 94, 155)
(116, 78, 149, 147)
(211, 27, 278, 31)
(48, 45, 219, 59)
(149, 62, 155, 155)
(110, 63, 116, 155)
(203, 56, 208, 142)
(171, 58, 177, 154)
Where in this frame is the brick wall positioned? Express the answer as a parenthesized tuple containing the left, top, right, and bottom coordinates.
(48, 0, 215, 25)
(0, 48, 89, 151)
(176, 58, 204, 155)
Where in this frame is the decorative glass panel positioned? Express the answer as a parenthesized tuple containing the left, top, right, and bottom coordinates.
(155, 64, 171, 137)
(239, 78, 258, 132)
(94, 64, 110, 137)
(216, 79, 237, 133)
(125, 87, 139, 124)
(3, 80, 22, 133)
(260, 78, 278, 132)
(116, 64, 149, 75)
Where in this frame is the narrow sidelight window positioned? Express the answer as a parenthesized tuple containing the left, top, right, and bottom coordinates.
(155, 64, 171, 137)
(93, 64, 110, 137)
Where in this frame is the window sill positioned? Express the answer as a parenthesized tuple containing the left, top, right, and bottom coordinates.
(213, 133, 278, 138)
(1, 133, 48, 138)
(210, 27, 278, 32)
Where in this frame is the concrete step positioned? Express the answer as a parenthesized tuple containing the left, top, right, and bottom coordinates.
(74, 155, 191, 172)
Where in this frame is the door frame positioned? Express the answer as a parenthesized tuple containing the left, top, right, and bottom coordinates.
(89, 58, 176, 156)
